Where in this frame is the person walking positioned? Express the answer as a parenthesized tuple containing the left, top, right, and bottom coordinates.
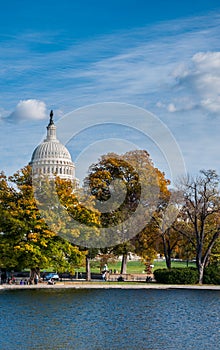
(34, 273, 39, 285)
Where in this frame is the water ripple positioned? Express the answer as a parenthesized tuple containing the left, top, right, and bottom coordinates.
(0, 289, 219, 349)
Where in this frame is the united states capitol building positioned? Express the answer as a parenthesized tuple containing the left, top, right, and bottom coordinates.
(30, 111, 76, 181)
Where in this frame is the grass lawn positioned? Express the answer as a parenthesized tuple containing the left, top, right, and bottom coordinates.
(153, 260, 196, 270)
(76, 259, 196, 274)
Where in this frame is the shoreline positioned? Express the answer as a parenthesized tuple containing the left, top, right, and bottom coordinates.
(0, 282, 219, 290)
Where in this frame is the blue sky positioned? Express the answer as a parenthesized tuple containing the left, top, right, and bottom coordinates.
(1, 0, 220, 183)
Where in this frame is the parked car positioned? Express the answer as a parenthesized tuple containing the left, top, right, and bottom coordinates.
(45, 273, 59, 281)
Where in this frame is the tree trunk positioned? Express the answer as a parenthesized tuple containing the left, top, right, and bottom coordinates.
(198, 263, 205, 285)
(165, 255, 171, 269)
(86, 255, 91, 281)
(196, 242, 204, 284)
(162, 234, 172, 269)
(30, 267, 40, 284)
(29, 268, 35, 284)
(120, 253, 127, 274)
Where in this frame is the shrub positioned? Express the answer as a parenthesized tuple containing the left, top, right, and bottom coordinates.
(154, 267, 199, 284)
(203, 265, 220, 285)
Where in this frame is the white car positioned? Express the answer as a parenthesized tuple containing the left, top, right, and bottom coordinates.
(45, 273, 59, 281)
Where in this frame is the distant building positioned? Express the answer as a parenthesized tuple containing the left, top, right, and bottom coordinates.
(30, 110, 76, 181)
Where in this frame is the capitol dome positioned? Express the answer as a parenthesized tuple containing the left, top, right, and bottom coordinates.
(30, 110, 75, 181)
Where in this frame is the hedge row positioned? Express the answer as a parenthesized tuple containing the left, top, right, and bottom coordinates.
(154, 266, 220, 284)
(203, 265, 220, 285)
(154, 267, 198, 284)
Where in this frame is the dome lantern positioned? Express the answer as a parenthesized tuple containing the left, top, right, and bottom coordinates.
(46, 110, 57, 141)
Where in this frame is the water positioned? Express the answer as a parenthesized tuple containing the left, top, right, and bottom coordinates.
(0, 288, 219, 349)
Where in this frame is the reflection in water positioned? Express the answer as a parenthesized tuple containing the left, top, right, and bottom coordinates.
(0, 289, 219, 349)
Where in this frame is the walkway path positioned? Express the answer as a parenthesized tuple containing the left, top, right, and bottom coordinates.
(0, 282, 219, 290)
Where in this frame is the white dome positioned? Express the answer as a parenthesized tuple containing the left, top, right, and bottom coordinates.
(31, 140, 72, 162)
(30, 111, 76, 181)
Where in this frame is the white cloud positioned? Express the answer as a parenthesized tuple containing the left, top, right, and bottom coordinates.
(172, 51, 220, 113)
(7, 99, 47, 121)
(201, 97, 220, 113)
(167, 103, 177, 113)
(157, 98, 198, 113)
(192, 51, 220, 71)
(0, 107, 9, 119)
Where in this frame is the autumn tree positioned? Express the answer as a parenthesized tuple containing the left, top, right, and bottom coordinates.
(178, 170, 220, 284)
(85, 150, 170, 273)
(149, 189, 185, 269)
(0, 166, 86, 279)
(134, 218, 160, 270)
(32, 170, 101, 281)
